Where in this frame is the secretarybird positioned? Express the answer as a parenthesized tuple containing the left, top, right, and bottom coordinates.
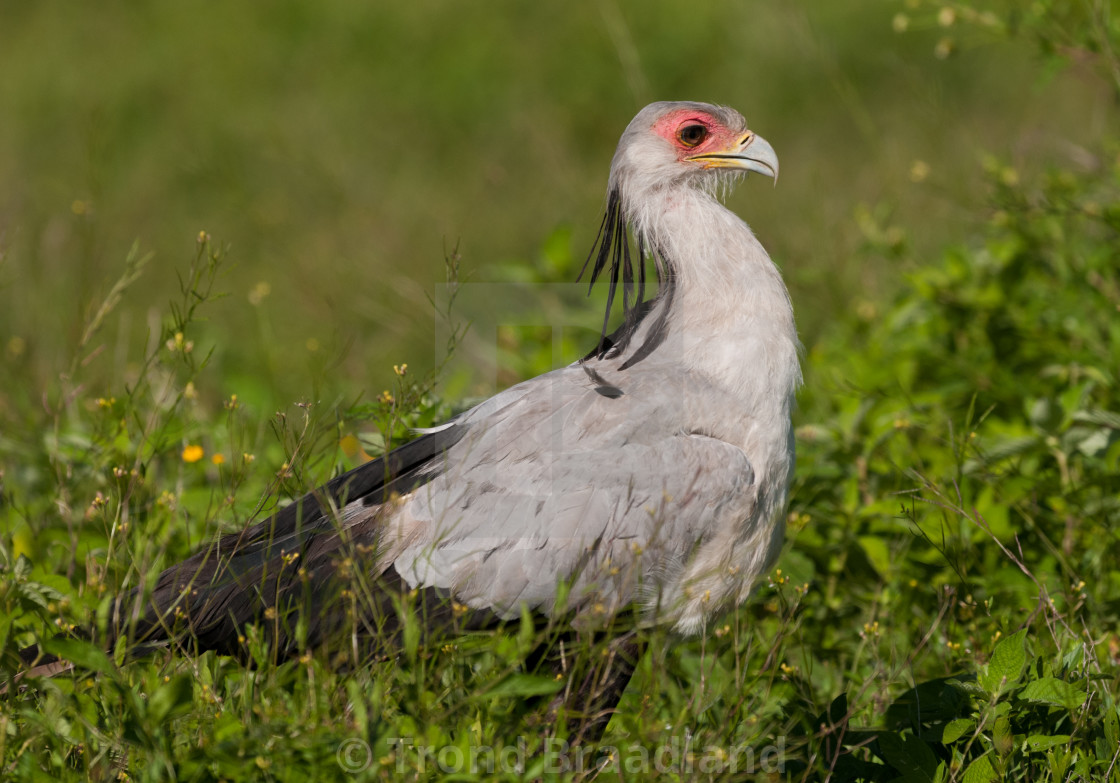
(18, 101, 801, 740)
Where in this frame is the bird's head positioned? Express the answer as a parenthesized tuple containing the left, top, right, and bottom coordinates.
(609, 101, 778, 199)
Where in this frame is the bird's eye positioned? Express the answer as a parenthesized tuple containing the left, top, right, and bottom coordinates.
(677, 124, 709, 148)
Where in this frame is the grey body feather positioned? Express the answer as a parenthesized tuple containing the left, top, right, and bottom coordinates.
(381, 351, 761, 629)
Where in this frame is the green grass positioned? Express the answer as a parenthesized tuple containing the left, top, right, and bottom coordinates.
(3, 1, 1120, 780)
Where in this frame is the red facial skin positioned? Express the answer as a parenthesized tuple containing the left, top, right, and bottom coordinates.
(650, 109, 748, 160)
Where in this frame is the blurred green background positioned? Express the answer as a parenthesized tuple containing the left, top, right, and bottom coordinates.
(0, 0, 1111, 412)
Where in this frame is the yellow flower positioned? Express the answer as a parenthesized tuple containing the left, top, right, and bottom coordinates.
(339, 434, 361, 457)
(165, 331, 194, 353)
(211, 453, 225, 466)
(181, 444, 205, 463)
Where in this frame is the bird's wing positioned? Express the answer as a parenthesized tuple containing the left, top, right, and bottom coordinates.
(125, 356, 758, 648)
(122, 419, 471, 653)
(377, 357, 759, 627)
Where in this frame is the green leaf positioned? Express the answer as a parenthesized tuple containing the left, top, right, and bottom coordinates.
(147, 674, 193, 725)
(346, 679, 370, 737)
(1073, 427, 1114, 458)
(941, 718, 975, 744)
(979, 628, 1027, 694)
(1061, 640, 1085, 672)
(13, 555, 31, 581)
(877, 732, 938, 779)
(1046, 747, 1073, 780)
(1104, 705, 1119, 750)
(401, 605, 420, 662)
(1072, 409, 1120, 430)
(481, 673, 563, 699)
(824, 692, 849, 726)
(1022, 734, 1071, 752)
(517, 603, 536, 658)
(775, 547, 816, 587)
(42, 637, 113, 675)
(1018, 677, 1087, 710)
(1029, 398, 1060, 429)
(961, 755, 996, 783)
(946, 678, 988, 698)
(857, 535, 892, 577)
(16, 580, 64, 610)
(992, 715, 1013, 756)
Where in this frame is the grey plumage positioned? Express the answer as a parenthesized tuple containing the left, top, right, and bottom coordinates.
(384, 352, 762, 629)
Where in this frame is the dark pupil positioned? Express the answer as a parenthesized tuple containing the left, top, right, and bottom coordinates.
(680, 125, 707, 146)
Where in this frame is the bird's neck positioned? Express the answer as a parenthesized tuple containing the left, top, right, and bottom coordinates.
(632, 186, 802, 444)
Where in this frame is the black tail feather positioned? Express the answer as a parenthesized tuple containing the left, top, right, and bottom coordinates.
(111, 425, 474, 660)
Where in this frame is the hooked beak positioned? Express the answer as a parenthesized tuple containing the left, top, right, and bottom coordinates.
(686, 132, 779, 182)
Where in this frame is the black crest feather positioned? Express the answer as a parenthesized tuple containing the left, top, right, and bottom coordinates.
(578, 186, 675, 369)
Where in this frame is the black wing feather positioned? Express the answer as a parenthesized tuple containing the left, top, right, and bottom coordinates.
(114, 424, 469, 658)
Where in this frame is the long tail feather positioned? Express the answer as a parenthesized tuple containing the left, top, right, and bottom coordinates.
(111, 426, 473, 660)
